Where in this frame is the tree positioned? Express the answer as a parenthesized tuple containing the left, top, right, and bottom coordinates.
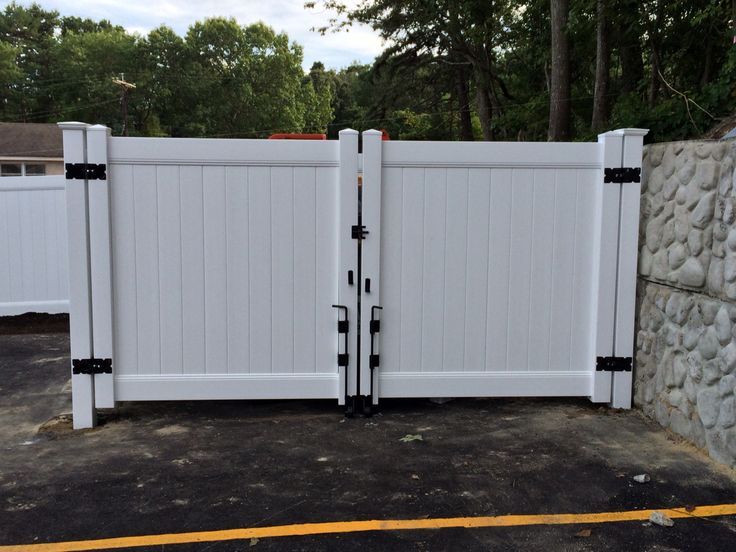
(0, 2, 60, 121)
(311, 0, 517, 140)
(136, 25, 187, 135)
(548, 0, 571, 140)
(302, 62, 335, 133)
(591, 0, 610, 132)
(51, 28, 137, 132)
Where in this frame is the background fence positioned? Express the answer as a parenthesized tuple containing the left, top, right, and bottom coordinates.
(0, 174, 69, 316)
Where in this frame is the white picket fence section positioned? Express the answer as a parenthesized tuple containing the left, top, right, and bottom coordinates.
(0, 175, 69, 316)
(60, 122, 645, 428)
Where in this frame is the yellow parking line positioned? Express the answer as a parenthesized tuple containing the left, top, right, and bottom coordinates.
(2, 503, 735, 552)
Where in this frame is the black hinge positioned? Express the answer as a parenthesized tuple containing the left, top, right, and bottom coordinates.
(65, 163, 107, 181)
(369, 354, 380, 369)
(337, 353, 349, 367)
(72, 358, 112, 375)
(596, 356, 632, 372)
(604, 167, 640, 184)
(351, 225, 369, 239)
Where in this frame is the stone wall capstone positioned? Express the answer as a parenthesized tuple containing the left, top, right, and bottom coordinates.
(636, 139, 736, 468)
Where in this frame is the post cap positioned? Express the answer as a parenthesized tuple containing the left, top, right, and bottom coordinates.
(599, 128, 649, 139)
(57, 121, 88, 131)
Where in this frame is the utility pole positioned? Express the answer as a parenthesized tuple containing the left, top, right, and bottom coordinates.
(112, 74, 136, 136)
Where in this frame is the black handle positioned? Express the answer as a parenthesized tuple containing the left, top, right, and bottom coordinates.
(348, 270, 354, 286)
(368, 306, 383, 399)
(332, 304, 350, 406)
(365, 278, 371, 293)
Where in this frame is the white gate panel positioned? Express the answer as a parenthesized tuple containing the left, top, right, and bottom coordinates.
(103, 136, 346, 402)
(0, 175, 69, 315)
(360, 135, 632, 401)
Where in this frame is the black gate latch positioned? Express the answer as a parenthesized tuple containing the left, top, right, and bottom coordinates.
(65, 163, 107, 181)
(351, 225, 369, 239)
(604, 167, 640, 184)
(72, 358, 112, 375)
(596, 356, 632, 372)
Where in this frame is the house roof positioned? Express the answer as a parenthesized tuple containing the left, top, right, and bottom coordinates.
(0, 122, 63, 159)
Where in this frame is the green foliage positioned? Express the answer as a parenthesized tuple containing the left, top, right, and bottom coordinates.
(302, 62, 335, 133)
(311, 0, 736, 142)
(1, 1, 734, 142)
(0, 4, 333, 137)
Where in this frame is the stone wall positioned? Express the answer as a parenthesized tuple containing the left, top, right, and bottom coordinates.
(635, 139, 736, 468)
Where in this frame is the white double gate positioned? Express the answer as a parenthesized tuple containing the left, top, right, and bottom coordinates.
(60, 123, 646, 428)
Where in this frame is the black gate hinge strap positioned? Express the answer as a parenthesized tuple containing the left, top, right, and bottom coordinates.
(596, 356, 632, 372)
(65, 163, 107, 181)
(72, 358, 112, 375)
(604, 167, 640, 184)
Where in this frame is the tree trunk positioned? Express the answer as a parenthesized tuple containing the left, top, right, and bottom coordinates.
(548, 0, 571, 141)
(646, 0, 663, 108)
(700, 37, 713, 88)
(455, 66, 474, 141)
(591, 0, 610, 132)
(618, 0, 644, 94)
(647, 48, 661, 108)
(476, 85, 493, 140)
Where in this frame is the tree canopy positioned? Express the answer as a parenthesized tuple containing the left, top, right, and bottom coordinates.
(0, 3, 334, 137)
(0, 1, 734, 142)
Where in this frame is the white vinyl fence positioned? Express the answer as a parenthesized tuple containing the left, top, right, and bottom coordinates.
(60, 122, 646, 428)
(0, 175, 69, 315)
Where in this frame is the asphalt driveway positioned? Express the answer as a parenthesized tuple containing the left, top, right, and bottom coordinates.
(1, 321, 735, 551)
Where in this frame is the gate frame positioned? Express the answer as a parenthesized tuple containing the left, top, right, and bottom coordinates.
(61, 122, 360, 428)
(358, 128, 646, 409)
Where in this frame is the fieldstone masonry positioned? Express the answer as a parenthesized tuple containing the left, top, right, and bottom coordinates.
(636, 139, 736, 468)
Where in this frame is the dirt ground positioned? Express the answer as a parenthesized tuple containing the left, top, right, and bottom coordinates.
(1, 320, 735, 551)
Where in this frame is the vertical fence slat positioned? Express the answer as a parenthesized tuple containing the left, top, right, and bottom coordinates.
(248, 166, 272, 375)
(293, 166, 317, 374)
(399, 168, 424, 373)
(464, 169, 491, 372)
(486, 169, 512, 372)
(110, 164, 137, 376)
(421, 168, 447, 374)
(87, 125, 115, 408)
(59, 122, 95, 428)
(158, 165, 183, 375)
(180, 165, 206, 375)
(225, 166, 249, 374)
(203, 166, 228, 374)
(443, 168, 468, 373)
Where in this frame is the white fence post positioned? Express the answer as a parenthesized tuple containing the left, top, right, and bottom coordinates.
(360, 130, 383, 404)
(59, 122, 95, 428)
(86, 125, 115, 409)
(591, 131, 623, 402)
(612, 129, 648, 408)
(338, 129, 359, 405)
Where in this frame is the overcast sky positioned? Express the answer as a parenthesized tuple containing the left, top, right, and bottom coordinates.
(17, 0, 385, 70)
